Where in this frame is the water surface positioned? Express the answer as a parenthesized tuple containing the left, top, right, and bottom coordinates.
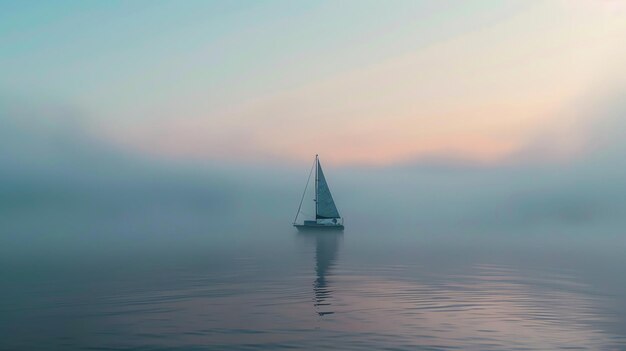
(2, 218, 626, 350)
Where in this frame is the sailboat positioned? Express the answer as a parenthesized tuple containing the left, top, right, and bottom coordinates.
(293, 155, 344, 230)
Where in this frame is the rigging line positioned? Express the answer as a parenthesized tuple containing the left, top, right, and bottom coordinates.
(293, 157, 316, 224)
(315, 154, 318, 218)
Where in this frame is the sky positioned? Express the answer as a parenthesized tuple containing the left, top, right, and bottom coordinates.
(2, 0, 625, 167)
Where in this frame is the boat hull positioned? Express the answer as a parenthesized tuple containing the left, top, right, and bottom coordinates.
(294, 224, 344, 231)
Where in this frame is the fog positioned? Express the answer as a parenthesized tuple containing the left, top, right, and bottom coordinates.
(2, 87, 626, 263)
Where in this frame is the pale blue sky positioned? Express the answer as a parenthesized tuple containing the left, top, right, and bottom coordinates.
(1, 1, 624, 165)
(1, 1, 522, 117)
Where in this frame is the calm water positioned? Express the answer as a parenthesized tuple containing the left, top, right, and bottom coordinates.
(2, 218, 626, 350)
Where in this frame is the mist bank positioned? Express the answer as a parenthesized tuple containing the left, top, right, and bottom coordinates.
(2, 92, 626, 261)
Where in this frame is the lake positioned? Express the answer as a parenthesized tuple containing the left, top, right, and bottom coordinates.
(2, 212, 626, 350)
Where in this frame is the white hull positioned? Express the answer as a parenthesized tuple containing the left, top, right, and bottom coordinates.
(293, 223, 344, 231)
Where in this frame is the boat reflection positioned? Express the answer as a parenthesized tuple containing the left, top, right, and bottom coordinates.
(299, 231, 342, 316)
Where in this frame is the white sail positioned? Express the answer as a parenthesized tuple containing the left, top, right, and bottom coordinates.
(316, 160, 340, 219)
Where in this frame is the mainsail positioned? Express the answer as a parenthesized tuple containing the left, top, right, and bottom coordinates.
(316, 159, 340, 219)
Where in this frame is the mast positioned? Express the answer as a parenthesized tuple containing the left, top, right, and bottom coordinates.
(315, 154, 319, 219)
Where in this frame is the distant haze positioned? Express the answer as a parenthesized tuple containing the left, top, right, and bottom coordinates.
(2, 1, 626, 256)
